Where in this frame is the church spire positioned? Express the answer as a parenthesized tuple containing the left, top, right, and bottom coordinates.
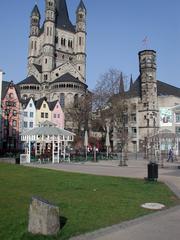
(55, 0, 75, 32)
(76, 0, 86, 14)
(129, 74, 133, 91)
(119, 72, 124, 94)
(31, 4, 41, 18)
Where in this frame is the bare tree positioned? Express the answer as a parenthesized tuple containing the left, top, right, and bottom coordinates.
(65, 92, 92, 136)
(92, 68, 129, 165)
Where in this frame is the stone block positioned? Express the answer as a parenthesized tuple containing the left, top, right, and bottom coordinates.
(28, 196, 60, 236)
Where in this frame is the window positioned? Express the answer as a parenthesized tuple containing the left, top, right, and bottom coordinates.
(60, 93, 65, 108)
(30, 112, 34, 118)
(45, 59, 48, 64)
(29, 122, 33, 128)
(41, 112, 44, 118)
(4, 109, 10, 116)
(78, 66, 81, 71)
(61, 38, 66, 46)
(45, 113, 48, 118)
(79, 37, 82, 46)
(55, 36, 58, 44)
(12, 129, 16, 136)
(132, 128, 137, 138)
(9, 93, 14, 99)
(44, 74, 48, 80)
(13, 110, 17, 116)
(176, 113, 180, 123)
(29, 103, 32, 107)
(131, 114, 136, 122)
(4, 119, 8, 126)
(58, 114, 60, 118)
(24, 112, 28, 117)
(43, 104, 46, 108)
(6, 101, 11, 106)
(24, 122, 28, 128)
(176, 127, 180, 134)
(12, 120, 17, 127)
(74, 94, 79, 108)
(54, 114, 56, 118)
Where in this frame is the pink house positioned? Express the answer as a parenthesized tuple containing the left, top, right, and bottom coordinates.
(49, 100, 64, 129)
(1, 81, 20, 152)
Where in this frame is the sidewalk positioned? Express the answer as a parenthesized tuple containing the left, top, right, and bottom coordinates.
(28, 159, 180, 240)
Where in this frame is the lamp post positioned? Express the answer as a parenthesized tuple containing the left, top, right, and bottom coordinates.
(84, 130, 88, 161)
(105, 125, 110, 159)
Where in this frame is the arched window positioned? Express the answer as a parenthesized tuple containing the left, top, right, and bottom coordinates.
(61, 38, 64, 45)
(34, 41, 37, 50)
(47, 27, 49, 36)
(55, 36, 58, 43)
(79, 37, 82, 46)
(74, 94, 79, 108)
(60, 93, 65, 108)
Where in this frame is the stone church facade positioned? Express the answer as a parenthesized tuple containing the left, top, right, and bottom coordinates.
(113, 50, 180, 153)
(18, 0, 87, 109)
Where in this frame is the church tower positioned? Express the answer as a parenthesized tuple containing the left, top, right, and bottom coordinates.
(19, 0, 88, 108)
(42, 0, 56, 83)
(76, 0, 87, 82)
(28, 4, 41, 69)
(138, 50, 159, 138)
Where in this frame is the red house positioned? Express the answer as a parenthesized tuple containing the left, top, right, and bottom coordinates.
(1, 81, 20, 152)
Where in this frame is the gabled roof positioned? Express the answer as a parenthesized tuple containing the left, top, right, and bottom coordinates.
(35, 97, 48, 110)
(20, 97, 35, 109)
(52, 73, 85, 85)
(55, 0, 75, 33)
(48, 100, 59, 111)
(1, 81, 21, 100)
(18, 75, 40, 85)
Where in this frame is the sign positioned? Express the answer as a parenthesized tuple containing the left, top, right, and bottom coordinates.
(160, 108, 173, 127)
(20, 154, 29, 164)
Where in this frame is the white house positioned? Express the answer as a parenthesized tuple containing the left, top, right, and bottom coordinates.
(20, 98, 36, 133)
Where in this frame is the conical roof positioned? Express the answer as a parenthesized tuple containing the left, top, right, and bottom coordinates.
(31, 4, 40, 17)
(76, 0, 86, 13)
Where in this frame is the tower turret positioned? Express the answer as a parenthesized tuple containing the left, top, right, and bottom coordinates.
(76, 0, 87, 82)
(30, 5, 41, 36)
(42, 0, 56, 83)
(138, 50, 159, 138)
(28, 4, 41, 73)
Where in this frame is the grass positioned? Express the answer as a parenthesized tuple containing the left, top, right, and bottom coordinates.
(0, 163, 179, 240)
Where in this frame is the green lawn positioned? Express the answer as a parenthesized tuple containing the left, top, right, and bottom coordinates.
(0, 163, 179, 240)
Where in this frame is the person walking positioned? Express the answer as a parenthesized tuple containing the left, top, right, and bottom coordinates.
(167, 148, 174, 162)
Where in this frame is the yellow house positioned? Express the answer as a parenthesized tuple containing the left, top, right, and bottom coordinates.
(36, 98, 51, 125)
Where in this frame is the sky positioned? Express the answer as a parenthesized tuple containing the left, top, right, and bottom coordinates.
(0, 0, 180, 91)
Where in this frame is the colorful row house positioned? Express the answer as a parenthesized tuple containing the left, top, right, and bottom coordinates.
(1, 81, 65, 152)
(1, 81, 20, 152)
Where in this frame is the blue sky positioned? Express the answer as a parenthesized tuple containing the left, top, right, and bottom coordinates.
(0, 0, 179, 90)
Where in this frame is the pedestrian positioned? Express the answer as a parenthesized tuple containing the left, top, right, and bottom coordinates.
(167, 148, 174, 162)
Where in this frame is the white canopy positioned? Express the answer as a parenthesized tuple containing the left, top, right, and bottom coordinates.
(21, 120, 75, 164)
